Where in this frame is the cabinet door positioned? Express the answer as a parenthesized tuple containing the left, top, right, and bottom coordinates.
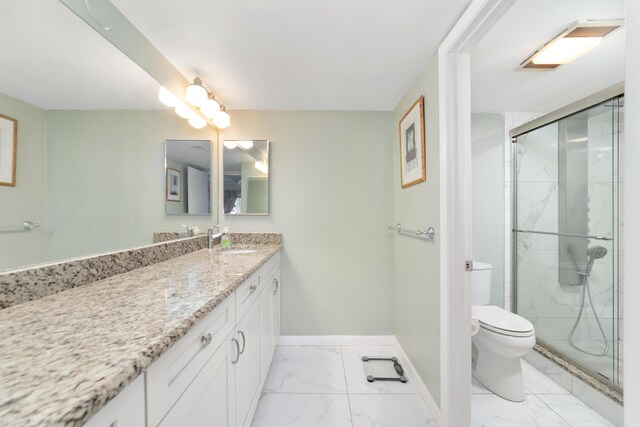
(235, 305, 262, 427)
(260, 283, 274, 378)
(271, 269, 281, 349)
(157, 335, 236, 427)
(84, 376, 145, 427)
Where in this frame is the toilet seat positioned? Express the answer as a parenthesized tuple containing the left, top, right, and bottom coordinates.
(472, 306, 535, 337)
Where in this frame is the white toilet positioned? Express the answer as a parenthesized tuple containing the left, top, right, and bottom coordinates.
(471, 262, 535, 402)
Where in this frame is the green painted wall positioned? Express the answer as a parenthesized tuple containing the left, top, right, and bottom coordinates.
(392, 54, 441, 406)
(220, 111, 395, 336)
(45, 110, 218, 261)
(0, 93, 47, 271)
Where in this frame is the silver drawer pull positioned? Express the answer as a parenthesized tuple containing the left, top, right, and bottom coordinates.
(272, 278, 279, 295)
(249, 284, 257, 293)
(231, 338, 240, 364)
(238, 330, 246, 354)
(201, 333, 213, 348)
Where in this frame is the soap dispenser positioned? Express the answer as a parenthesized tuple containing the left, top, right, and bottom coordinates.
(221, 227, 231, 249)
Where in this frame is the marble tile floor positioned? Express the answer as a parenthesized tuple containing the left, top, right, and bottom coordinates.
(252, 345, 614, 427)
(472, 360, 615, 426)
(253, 345, 436, 427)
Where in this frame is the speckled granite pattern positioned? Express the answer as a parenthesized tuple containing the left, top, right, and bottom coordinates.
(534, 344, 623, 404)
(0, 236, 208, 310)
(153, 232, 185, 243)
(0, 243, 282, 427)
(228, 232, 282, 245)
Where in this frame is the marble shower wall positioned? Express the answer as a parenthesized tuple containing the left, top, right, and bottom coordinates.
(511, 104, 621, 381)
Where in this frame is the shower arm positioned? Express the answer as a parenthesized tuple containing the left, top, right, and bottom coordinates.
(513, 229, 612, 241)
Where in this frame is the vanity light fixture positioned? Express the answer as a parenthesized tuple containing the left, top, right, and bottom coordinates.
(238, 140, 253, 150)
(254, 161, 268, 174)
(158, 86, 179, 107)
(188, 115, 207, 129)
(200, 97, 221, 118)
(520, 19, 623, 70)
(223, 140, 238, 149)
(158, 77, 231, 130)
(213, 108, 231, 129)
(185, 77, 209, 107)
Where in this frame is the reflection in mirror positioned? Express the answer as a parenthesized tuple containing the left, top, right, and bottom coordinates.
(223, 140, 270, 215)
(0, 1, 218, 272)
(165, 140, 212, 215)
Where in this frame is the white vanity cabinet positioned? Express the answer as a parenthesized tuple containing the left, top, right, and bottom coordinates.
(142, 251, 281, 427)
(83, 376, 145, 427)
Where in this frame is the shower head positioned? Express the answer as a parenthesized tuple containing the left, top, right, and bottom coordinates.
(587, 246, 608, 259)
(585, 245, 608, 276)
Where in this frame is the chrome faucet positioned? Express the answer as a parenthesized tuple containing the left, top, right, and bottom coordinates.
(208, 225, 221, 249)
(181, 224, 195, 237)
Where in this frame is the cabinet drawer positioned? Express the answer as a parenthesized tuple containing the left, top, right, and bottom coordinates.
(235, 270, 263, 322)
(147, 295, 236, 427)
(84, 376, 145, 427)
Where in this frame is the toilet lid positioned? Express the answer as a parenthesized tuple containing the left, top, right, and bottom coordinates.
(472, 306, 534, 336)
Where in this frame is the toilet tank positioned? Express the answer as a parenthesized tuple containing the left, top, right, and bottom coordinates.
(471, 262, 492, 305)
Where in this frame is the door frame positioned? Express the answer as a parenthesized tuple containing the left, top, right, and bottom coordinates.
(436, 1, 517, 426)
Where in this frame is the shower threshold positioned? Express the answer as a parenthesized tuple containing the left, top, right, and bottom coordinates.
(533, 340, 623, 405)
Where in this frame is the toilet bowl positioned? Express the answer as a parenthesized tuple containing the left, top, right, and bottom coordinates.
(472, 305, 535, 401)
(470, 262, 535, 402)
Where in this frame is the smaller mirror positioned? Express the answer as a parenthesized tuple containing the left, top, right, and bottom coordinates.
(223, 140, 270, 215)
(165, 140, 212, 215)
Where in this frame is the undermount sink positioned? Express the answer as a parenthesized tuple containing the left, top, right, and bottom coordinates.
(222, 249, 258, 255)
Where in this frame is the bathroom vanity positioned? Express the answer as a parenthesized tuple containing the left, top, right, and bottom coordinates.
(0, 239, 282, 427)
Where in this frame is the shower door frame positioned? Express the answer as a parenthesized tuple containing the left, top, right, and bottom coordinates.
(510, 84, 624, 392)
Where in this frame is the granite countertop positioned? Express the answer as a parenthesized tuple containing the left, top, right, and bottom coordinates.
(0, 243, 282, 427)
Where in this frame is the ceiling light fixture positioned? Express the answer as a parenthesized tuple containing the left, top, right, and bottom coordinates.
(158, 77, 231, 130)
(520, 19, 623, 70)
(223, 141, 238, 149)
(238, 140, 254, 150)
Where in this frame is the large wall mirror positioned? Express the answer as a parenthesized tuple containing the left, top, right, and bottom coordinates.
(165, 140, 212, 215)
(0, 1, 218, 272)
(223, 140, 270, 215)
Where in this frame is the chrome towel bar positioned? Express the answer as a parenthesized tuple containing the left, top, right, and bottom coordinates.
(0, 221, 40, 232)
(388, 223, 435, 241)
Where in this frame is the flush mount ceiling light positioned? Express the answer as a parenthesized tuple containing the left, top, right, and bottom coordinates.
(158, 76, 231, 130)
(223, 140, 238, 149)
(520, 19, 623, 70)
(223, 140, 254, 150)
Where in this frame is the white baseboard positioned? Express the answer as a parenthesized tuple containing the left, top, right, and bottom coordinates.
(392, 336, 443, 426)
(278, 335, 395, 346)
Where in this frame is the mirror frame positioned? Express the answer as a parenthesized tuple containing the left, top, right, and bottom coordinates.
(222, 139, 270, 216)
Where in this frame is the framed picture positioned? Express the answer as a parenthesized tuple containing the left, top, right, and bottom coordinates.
(0, 114, 17, 187)
(399, 96, 426, 188)
(166, 168, 181, 202)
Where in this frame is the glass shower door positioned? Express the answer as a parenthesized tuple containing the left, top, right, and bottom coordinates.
(514, 96, 621, 387)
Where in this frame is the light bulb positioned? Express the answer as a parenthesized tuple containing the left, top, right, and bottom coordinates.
(200, 98, 221, 118)
(223, 141, 238, 149)
(254, 161, 268, 174)
(532, 37, 602, 65)
(158, 86, 179, 107)
(213, 110, 231, 129)
(175, 101, 193, 119)
(188, 115, 207, 129)
(238, 140, 254, 150)
(185, 79, 208, 107)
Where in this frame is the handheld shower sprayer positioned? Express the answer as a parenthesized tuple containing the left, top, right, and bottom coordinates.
(585, 245, 608, 276)
(569, 245, 609, 357)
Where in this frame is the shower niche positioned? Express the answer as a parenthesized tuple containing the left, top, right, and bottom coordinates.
(512, 92, 622, 390)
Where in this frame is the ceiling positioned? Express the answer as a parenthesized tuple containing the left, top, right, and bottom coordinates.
(0, 0, 160, 110)
(471, 0, 625, 113)
(167, 140, 211, 170)
(111, 0, 472, 111)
